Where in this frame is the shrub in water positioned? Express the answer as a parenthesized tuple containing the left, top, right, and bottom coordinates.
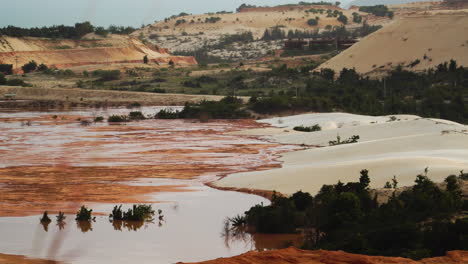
(128, 111, 146, 121)
(40, 211, 52, 223)
(75, 206, 93, 221)
(107, 115, 127, 123)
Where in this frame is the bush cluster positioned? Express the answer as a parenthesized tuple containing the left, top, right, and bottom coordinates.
(242, 170, 468, 259)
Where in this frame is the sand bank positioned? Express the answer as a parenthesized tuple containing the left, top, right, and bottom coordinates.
(218, 113, 468, 195)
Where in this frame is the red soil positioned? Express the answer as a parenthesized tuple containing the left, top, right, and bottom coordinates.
(179, 247, 468, 264)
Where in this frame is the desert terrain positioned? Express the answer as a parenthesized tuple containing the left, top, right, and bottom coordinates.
(0, 1, 467, 263)
(317, 9, 468, 75)
(217, 113, 468, 195)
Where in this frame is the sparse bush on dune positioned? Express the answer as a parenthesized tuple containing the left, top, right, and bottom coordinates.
(329, 135, 360, 146)
(294, 124, 321, 132)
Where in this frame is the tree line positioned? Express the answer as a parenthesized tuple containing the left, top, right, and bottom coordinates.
(0, 22, 136, 39)
(235, 170, 468, 259)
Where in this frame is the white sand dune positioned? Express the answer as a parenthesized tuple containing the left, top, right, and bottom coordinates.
(218, 113, 468, 195)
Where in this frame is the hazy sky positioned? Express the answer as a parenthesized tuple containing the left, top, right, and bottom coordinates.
(0, 0, 338, 28)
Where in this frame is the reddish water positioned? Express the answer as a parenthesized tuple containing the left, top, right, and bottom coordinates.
(0, 107, 299, 264)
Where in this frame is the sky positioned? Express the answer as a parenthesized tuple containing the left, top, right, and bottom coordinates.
(0, 0, 342, 28)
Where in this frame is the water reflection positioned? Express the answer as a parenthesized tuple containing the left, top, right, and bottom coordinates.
(221, 222, 303, 251)
(76, 221, 93, 233)
(40, 221, 50, 232)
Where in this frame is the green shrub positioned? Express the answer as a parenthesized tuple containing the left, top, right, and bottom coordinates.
(21, 60, 37, 73)
(40, 211, 52, 223)
(156, 109, 181, 119)
(107, 115, 127, 123)
(56, 212, 66, 222)
(0, 64, 13, 75)
(110, 204, 156, 221)
(294, 124, 322, 132)
(94, 116, 104, 122)
(307, 18, 318, 26)
(75, 206, 93, 221)
(329, 135, 360, 146)
(180, 96, 250, 119)
(6, 79, 32, 87)
(128, 111, 146, 120)
(0, 73, 5, 85)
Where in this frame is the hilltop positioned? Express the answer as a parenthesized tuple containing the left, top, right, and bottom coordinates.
(134, 3, 391, 62)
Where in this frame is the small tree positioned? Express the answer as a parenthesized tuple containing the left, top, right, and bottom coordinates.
(38, 63, 48, 72)
(392, 175, 398, 189)
(168, 60, 175, 67)
(143, 55, 149, 64)
(359, 169, 371, 189)
(338, 14, 348, 25)
(307, 18, 318, 26)
(22, 60, 38, 73)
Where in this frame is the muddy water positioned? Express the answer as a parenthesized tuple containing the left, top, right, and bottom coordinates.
(0, 107, 299, 264)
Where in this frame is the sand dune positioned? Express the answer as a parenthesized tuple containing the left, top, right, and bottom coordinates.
(317, 10, 468, 75)
(218, 113, 468, 195)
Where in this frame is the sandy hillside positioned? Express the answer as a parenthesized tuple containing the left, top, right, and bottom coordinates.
(0, 35, 196, 72)
(135, 4, 389, 54)
(217, 113, 468, 195)
(317, 10, 468, 75)
(138, 5, 371, 39)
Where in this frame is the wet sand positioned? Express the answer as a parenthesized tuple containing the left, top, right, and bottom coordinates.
(0, 107, 295, 217)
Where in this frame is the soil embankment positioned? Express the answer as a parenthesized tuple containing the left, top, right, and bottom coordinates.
(0, 35, 196, 72)
(179, 247, 468, 264)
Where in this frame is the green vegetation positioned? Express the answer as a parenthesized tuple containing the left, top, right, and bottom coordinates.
(128, 111, 146, 120)
(240, 170, 468, 259)
(164, 96, 250, 119)
(1, 78, 33, 87)
(205, 17, 222, 23)
(0, 64, 13, 75)
(307, 18, 319, 26)
(40, 211, 52, 223)
(110, 204, 156, 221)
(359, 5, 394, 19)
(155, 109, 181, 119)
(94, 116, 104, 122)
(248, 60, 468, 123)
(75, 206, 93, 221)
(352, 12, 363, 23)
(107, 115, 128, 123)
(92, 70, 120, 82)
(56, 212, 66, 222)
(329, 135, 360, 146)
(0, 22, 136, 39)
(22, 60, 38, 73)
(337, 14, 348, 25)
(294, 124, 322, 132)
